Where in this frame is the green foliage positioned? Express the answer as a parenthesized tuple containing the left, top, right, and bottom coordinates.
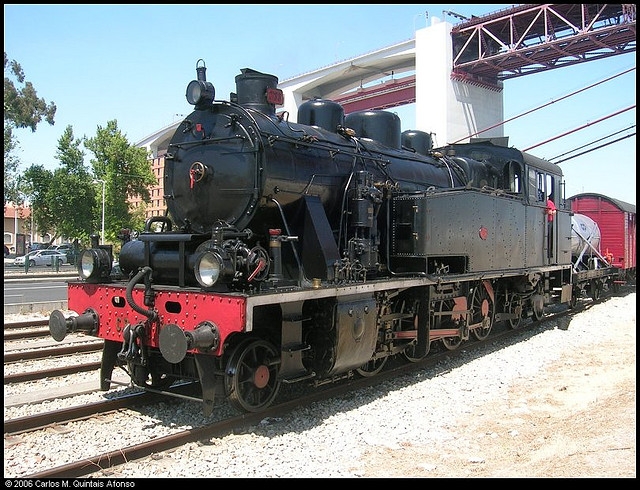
(48, 170, 97, 243)
(19, 126, 98, 245)
(56, 125, 86, 172)
(3, 53, 56, 130)
(21, 164, 56, 238)
(84, 120, 156, 242)
(4, 126, 21, 205)
(4, 52, 57, 205)
(48, 126, 97, 243)
(18, 120, 156, 247)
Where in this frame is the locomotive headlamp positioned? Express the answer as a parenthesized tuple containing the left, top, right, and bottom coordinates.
(194, 251, 222, 287)
(78, 248, 112, 282)
(194, 250, 234, 288)
(186, 80, 215, 107)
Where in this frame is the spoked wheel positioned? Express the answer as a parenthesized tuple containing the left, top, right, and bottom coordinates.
(393, 299, 428, 363)
(403, 341, 427, 362)
(470, 282, 494, 340)
(442, 336, 463, 351)
(435, 298, 462, 351)
(224, 338, 281, 413)
(532, 298, 545, 321)
(356, 356, 388, 377)
(504, 292, 524, 329)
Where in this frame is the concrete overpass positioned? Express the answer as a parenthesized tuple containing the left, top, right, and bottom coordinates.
(277, 4, 636, 146)
(278, 16, 503, 148)
(137, 5, 635, 162)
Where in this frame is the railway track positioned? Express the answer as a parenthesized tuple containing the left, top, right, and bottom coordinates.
(14, 301, 585, 479)
(4, 384, 203, 435)
(4, 360, 101, 384)
(4, 318, 103, 364)
(3, 327, 51, 341)
(5, 290, 627, 479)
(4, 340, 103, 362)
(3, 319, 51, 342)
(4, 320, 106, 404)
(4, 319, 49, 329)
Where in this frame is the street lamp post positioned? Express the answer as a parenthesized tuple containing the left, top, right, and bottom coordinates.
(93, 179, 106, 244)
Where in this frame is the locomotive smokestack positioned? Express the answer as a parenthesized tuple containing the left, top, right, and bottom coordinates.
(235, 68, 282, 115)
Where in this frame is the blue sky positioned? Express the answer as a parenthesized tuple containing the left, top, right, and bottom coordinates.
(4, 4, 636, 205)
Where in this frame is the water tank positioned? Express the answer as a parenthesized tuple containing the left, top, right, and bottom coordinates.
(344, 110, 401, 149)
(401, 130, 432, 156)
(571, 214, 601, 256)
(298, 99, 345, 132)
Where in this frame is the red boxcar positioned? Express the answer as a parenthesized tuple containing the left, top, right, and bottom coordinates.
(568, 193, 636, 279)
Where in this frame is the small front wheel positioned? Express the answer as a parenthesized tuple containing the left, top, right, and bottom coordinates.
(225, 338, 281, 413)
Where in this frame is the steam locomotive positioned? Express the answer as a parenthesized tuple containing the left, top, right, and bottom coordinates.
(49, 61, 628, 414)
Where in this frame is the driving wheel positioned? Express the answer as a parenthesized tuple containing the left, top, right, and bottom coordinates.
(470, 282, 494, 340)
(442, 335, 463, 351)
(435, 299, 462, 351)
(397, 299, 428, 362)
(532, 298, 545, 321)
(505, 293, 523, 329)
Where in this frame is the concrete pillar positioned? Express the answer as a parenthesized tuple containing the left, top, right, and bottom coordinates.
(415, 17, 504, 146)
(279, 17, 506, 146)
(280, 78, 311, 123)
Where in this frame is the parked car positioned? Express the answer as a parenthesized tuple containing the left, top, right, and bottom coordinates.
(48, 243, 78, 264)
(47, 243, 73, 255)
(14, 249, 68, 267)
(28, 242, 49, 252)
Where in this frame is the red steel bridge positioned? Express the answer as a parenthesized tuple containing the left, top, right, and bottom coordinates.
(333, 4, 636, 112)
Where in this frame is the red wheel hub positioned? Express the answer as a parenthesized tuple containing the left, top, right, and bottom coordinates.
(253, 365, 270, 388)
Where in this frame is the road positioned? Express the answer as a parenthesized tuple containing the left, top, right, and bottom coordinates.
(4, 278, 69, 306)
(4, 256, 75, 314)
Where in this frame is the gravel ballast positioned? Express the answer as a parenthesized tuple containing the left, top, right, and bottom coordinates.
(4, 291, 636, 478)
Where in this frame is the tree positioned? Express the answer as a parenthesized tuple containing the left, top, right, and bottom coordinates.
(4, 52, 57, 205)
(4, 126, 21, 204)
(20, 164, 55, 241)
(84, 120, 157, 242)
(47, 126, 97, 243)
(19, 126, 98, 246)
